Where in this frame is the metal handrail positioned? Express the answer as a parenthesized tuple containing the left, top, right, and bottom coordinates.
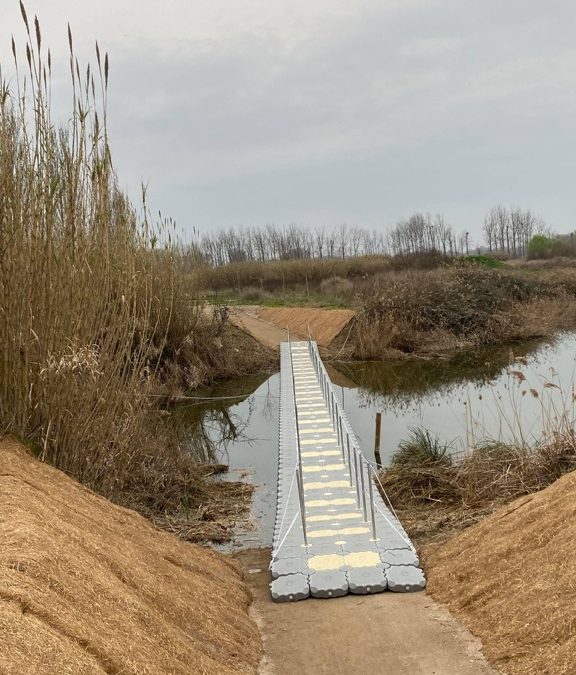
(303, 332, 411, 546)
(306, 337, 394, 542)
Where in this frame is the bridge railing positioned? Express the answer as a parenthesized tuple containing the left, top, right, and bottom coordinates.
(305, 337, 411, 547)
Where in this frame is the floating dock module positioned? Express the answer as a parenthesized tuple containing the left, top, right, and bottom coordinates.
(270, 340, 426, 602)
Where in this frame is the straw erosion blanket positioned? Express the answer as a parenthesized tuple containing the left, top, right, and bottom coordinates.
(424, 469, 576, 675)
(0, 437, 261, 674)
(257, 307, 355, 346)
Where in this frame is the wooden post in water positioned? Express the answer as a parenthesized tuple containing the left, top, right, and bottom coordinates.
(374, 412, 382, 468)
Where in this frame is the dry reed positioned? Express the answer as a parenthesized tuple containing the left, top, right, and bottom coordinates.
(0, 9, 259, 535)
(380, 429, 576, 545)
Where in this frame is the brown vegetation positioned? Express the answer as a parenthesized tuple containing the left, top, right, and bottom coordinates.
(195, 255, 392, 293)
(0, 437, 261, 674)
(424, 469, 576, 674)
(0, 15, 266, 543)
(379, 428, 576, 546)
(350, 266, 576, 359)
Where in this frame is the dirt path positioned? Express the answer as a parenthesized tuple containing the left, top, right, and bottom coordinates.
(258, 307, 355, 346)
(237, 549, 498, 675)
(228, 306, 358, 389)
(229, 306, 289, 351)
(228, 306, 355, 350)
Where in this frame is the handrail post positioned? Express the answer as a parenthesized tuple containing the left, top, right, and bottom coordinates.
(359, 454, 368, 521)
(296, 466, 308, 546)
(346, 433, 352, 484)
(353, 448, 361, 506)
(368, 466, 377, 539)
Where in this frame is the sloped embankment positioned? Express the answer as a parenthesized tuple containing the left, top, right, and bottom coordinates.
(425, 470, 576, 674)
(257, 307, 355, 346)
(0, 437, 260, 674)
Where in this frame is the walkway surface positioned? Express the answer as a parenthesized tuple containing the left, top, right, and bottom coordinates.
(239, 548, 498, 675)
(270, 341, 425, 601)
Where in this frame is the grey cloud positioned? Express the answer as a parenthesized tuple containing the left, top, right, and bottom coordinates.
(3, 0, 575, 238)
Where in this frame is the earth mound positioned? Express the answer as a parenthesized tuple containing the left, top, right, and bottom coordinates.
(425, 469, 576, 674)
(0, 437, 260, 674)
(258, 307, 355, 346)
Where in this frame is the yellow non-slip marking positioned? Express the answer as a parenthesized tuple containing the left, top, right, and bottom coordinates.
(299, 418, 331, 424)
(307, 512, 362, 523)
(307, 526, 370, 538)
(344, 551, 381, 568)
(306, 498, 356, 507)
(301, 450, 341, 458)
(304, 480, 350, 490)
(298, 403, 326, 409)
(296, 396, 323, 402)
(308, 554, 345, 571)
(302, 463, 345, 473)
(299, 427, 333, 434)
(301, 437, 337, 445)
(307, 551, 381, 572)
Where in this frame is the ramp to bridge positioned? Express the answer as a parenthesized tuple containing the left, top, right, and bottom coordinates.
(270, 341, 426, 602)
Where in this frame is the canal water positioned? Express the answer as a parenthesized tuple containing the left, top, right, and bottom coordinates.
(174, 333, 576, 550)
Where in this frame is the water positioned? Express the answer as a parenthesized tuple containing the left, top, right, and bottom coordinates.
(176, 333, 576, 550)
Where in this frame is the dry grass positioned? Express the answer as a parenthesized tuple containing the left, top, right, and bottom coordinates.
(194, 255, 392, 292)
(379, 429, 576, 546)
(424, 468, 576, 674)
(0, 437, 261, 674)
(350, 266, 576, 359)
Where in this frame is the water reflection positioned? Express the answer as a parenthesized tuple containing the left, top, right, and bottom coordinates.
(331, 340, 544, 412)
(173, 372, 280, 549)
(331, 335, 576, 463)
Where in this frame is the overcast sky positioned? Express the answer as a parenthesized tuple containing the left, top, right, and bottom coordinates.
(1, 0, 575, 242)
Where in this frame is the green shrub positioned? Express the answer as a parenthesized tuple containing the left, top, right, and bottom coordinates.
(527, 235, 555, 260)
(392, 428, 452, 466)
(464, 255, 504, 269)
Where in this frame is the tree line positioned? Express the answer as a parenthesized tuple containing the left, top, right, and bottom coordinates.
(192, 207, 551, 266)
(483, 206, 549, 258)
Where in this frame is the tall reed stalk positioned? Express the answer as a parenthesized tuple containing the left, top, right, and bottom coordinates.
(0, 6, 172, 493)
